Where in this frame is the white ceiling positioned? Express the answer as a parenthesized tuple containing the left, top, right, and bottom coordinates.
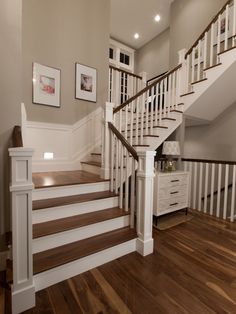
(110, 0, 173, 50)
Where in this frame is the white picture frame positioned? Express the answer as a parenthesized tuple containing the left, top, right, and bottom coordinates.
(33, 63, 61, 107)
(75, 63, 97, 102)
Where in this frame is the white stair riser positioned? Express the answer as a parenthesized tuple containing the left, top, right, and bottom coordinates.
(33, 181, 109, 201)
(81, 163, 101, 175)
(91, 154, 102, 163)
(34, 239, 137, 291)
(122, 128, 166, 138)
(33, 215, 130, 253)
(32, 196, 119, 223)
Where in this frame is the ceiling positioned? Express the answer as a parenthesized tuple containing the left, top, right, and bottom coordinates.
(110, 0, 173, 50)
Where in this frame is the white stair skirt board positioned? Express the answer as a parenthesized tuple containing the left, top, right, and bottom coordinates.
(184, 49, 236, 121)
(34, 239, 137, 291)
(81, 163, 101, 176)
(33, 215, 130, 253)
(32, 196, 119, 224)
(32, 181, 110, 201)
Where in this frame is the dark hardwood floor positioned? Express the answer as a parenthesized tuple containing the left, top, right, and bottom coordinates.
(24, 210, 236, 313)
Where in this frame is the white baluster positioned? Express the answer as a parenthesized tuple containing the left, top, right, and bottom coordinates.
(233, 0, 236, 46)
(125, 149, 129, 211)
(204, 163, 209, 213)
(191, 50, 195, 83)
(145, 91, 149, 135)
(210, 23, 214, 66)
(210, 163, 215, 215)
(198, 162, 203, 210)
(150, 86, 154, 134)
(140, 94, 145, 144)
(216, 163, 222, 217)
(159, 81, 163, 125)
(223, 164, 229, 219)
(225, 5, 229, 51)
(197, 40, 201, 81)
(217, 15, 221, 60)
(130, 101, 134, 146)
(193, 162, 197, 209)
(230, 164, 236, 222)
(110, 131, 114, 192)
(119, 144, 124, 209)
(203, 32, 208, 70)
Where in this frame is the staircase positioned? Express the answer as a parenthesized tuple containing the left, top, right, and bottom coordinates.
(32, 171, 136, 291)
(8, 0, 236, 312)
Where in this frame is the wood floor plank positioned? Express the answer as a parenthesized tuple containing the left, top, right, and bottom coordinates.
(23, 211, 236, 313)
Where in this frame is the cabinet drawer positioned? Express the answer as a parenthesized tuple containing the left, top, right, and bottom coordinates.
(158, 185, 187, 200)
(158, 174, 188, 188)
(155, 196, 188, 214)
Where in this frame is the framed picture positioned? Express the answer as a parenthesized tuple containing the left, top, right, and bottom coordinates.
(75, 63, 97, 102)
(33, 63, 61, 107)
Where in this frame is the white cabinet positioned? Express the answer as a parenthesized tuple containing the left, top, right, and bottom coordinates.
(153, 171, 190, 217)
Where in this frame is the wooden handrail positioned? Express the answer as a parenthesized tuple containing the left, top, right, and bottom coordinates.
(182, 157, 236, 166)
(201, 183, 233, 201)
(113, 64, 182, 114)
(185, 0, 232, 58)
(108, 122, 138, 161)
(109, 65, 142, 80)
(12, 126, 23, 147)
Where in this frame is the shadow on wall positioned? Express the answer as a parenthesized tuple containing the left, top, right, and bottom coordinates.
(0, 129, 13, 251)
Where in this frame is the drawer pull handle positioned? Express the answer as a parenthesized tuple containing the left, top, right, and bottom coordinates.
(170, 191, 179, 195)
(171, 179, 179, 183)
(170, 202, 178, 206)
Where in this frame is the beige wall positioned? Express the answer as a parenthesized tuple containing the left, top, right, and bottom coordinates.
(169, 0, 226, 67)
(22, 0, 110, 124)
(136, 28, 170, 81)
(0, 0, 22, 250)
(184, 103, 236, 161)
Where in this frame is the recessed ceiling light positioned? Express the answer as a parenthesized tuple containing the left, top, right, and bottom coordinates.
(134, 33, 139, 39)
(155, 14, 161, 22)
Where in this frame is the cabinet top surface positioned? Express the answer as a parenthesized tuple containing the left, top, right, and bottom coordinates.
(155, 170, 189, 176)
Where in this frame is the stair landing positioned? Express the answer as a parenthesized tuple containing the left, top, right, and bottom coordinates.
(33, 170, 108, 189)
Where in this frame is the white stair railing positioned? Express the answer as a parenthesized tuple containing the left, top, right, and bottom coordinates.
(183, 0, 236, 93)
(183, 158, 236, 222)
(113, 65, 183, 146)
(108, 65, 144, 107)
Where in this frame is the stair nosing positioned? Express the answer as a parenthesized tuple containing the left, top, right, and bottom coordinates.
(81, 161, 102, 167)
(32, 190, 118, 211)
(33, 207, 130, 239)
(33, 227, 137, 275)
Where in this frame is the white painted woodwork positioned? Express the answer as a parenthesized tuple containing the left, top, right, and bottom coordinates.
(24, 107, 103, 172)
(32, 181, 110, 201)
(81, 162, 101, 176)
(9, 147, 35, 314)
(32, 196, 119, 224)
(34, 239, 137, 292)
(136, 150, 156, 256)
(33, 215, 130, 253)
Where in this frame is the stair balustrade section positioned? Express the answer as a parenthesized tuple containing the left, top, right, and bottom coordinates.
(108, 65, 144, 107)
(113, 65, 182, 146)
(183, 0, 236, 93)
(183, 158, 236, 222)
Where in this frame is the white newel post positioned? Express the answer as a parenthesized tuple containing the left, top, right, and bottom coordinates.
(101, 102, 114, 179)
(136, 150, 156, 256)
(178, 48, 188, 96)
(9, 147, 35, 314)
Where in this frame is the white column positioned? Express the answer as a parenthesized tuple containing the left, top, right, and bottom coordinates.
(9, 147, 35, 314)
(178, 48, 188, 97)
(136, 150, 156, 256)
(101, 102, 114, 179)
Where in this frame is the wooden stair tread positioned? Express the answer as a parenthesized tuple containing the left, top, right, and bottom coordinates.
(91, 152, 101, 156)
(218, 45, 236, 55)
(127, 135, 159, 139)
(191, 78, 208, 85)
(133, 144, 150, 147)
(33, 207, 129, 238)
(180, 91, 195, 97)
(33, 227, 137, 274)
(123, 125, 168, 132)
(162, 117, 176, 121)
(81, 161, 101, 167)
(33, 190, 117, 211)
(204, 63, 222, 71)
(33, 170, 108, 189)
